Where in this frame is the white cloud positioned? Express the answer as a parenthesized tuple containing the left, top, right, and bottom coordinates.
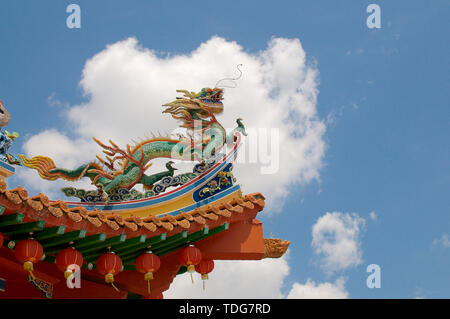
(47, 93, 69, 109)
(287, 277, 348, 299)
(14, 129, 99, 198)
(432, 233, 450, 248)
(165, 256, 290, 299)
(165, 254, 348, 299)
(369, 211, 377, 221)
(312, 212, 366, 274)
(15, 36, 326, 212)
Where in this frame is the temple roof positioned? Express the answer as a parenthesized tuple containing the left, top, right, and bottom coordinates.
(0, 179, 265, 234)
(0, 178, 289, 271)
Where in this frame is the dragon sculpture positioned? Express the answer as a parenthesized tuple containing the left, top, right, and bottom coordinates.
(17, 88, 247, 196)
(0, 99, 20, 164)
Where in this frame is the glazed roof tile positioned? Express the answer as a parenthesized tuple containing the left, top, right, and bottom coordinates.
(0, 179, 265, 236)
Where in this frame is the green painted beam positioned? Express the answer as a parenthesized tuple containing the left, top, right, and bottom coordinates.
(156, 223, 229, 257)
(141, 228, 207, 258)
(0, 220, 45, 236)
(39, 232, 107, 257)
(0, 213, 24, 227)
(146, 232, 189, 255)
(83, 235, 148, 263)
(124, 227, 211, 262)
(83, 252, 104, 263)
(154, 243, 184, 257)
(185, 226, 210, 243)
(151, 230, 188, 250)
(154, 240, 189, 257)
(0, 205, 5, 216)
(146, 232, 167, 246)
(78, 234, 127, 255)
(83, 234, 131, 263)
(122, 223, 228, 264)
(194, 223, 228, 240)
(41, 230, 87, 250)
(120, 232, 186, 264)
(120, 233, 167, 264)
(121, 231, 184, 260)
(73, 233, 107, 249)
(8, 225, 66, 242)
(34, 225, 66, 241)
(136, 232, 167, 251)
(43, 255, 56, 263)
(112, 235, 147, 254)
(123, 264, 137, 271)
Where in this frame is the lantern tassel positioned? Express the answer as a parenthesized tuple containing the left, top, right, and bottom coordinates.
(111, 282, 120, 292)
(190, 272, 194, 284)
(203, 279, 205, 291)
(24, 261, 36, 280)
(147, 280, 151, 295)
(105, 273, 120, 292)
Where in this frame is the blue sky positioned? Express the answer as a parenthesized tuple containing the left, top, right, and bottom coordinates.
(1, 1, 449, 298)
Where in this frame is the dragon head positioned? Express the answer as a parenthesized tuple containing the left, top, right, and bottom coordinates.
(194, 87, 224, 113)
(162, 88, 224, 128)
(0, 99, 11, 127)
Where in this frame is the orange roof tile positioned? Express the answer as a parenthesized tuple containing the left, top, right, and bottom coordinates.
(0, 178, 266, 237)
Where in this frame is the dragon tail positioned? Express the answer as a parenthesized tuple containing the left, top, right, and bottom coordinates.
(18, 155, 102, 182)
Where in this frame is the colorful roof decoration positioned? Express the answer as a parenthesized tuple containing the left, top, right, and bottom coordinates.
(0, 88, 289, 299)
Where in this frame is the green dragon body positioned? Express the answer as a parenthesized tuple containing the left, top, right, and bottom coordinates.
(19, 88, 247, 194)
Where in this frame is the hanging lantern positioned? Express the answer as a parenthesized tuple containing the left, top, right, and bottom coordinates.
(195, 259, 214, 291)
(136, 252, 161, 296)
(179, 245, 202, 283)
(96, 252, 122, 292)
(14, 239, 43, 280)
(55, 247, 83, 279)
(0, 232, 4, 248)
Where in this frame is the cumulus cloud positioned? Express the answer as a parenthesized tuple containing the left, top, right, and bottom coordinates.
(165, 256, 290, 299)
(15, 36, 326, 212)
(312, 212, 366, 274)
(432, 233, 450, 248)
(287, 277, 348, 299)
(165, 254, 348, 299)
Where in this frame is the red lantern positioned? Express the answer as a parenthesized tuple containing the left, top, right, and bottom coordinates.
(195, 259, 214, 291)
(96, 252, 122, 292)
(0, 232, 4, 248)
(179, 245, 202, 283)
(55, 247, 83, 279)
(14, 239, 43, 280)
(136, 252, 161, 295)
